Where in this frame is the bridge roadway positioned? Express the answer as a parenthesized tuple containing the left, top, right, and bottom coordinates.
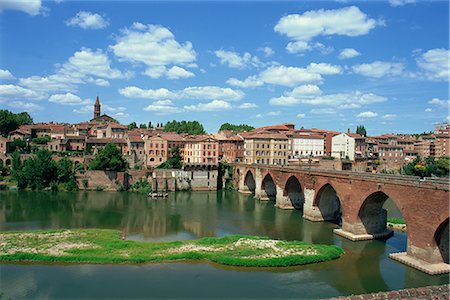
(232, 163, 449, 275)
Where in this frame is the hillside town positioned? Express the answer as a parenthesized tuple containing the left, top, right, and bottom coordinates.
(0, 97, 449, 174)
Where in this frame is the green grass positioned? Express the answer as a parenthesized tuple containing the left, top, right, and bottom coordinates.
(0, 229, 344, 267)
(387, 218, 406, 225)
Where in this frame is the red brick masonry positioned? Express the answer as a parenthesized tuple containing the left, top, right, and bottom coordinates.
(328, 284, 449, 300)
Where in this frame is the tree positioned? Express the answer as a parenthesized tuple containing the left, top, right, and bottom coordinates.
(148, 121, 153, 128)
(356, 125, 367, 137)
(9, 139, 27, 152)
(157, 146, 182, 169)
(139, 123, 147, 129)
(219, 123, 254, 132)
(89, 143, 127, 172)
(18, 149, 57, 190)
(128, 122, 137, 130)
(57, 157, 73, 183)
(0, 110, 33, 137)
(164, 120, 206, 135)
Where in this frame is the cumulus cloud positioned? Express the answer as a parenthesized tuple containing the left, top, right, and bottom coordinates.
(0, 69, 15, 80)
(297, 113, 306, 118)
(428, 98, 449, 107)
(143, 66, 195, 79)
(119, 85, 244, 101)
(275, 6, 379, 52)
(66, 11, 109, 29)
(110, 23, 196, 76)
(0, 0, 42, 16)
(425, 108, 433, 112)
(144, 100, 184, 114)
(256, 111, 281, 118)
(48, 93, 91, 105)
(8, 101, 43, 111)
(270, 86, 386, 109)
(338, 48, 361, 59)
(258, 47, 274, 57)
(389, 0, 415, 7)
(352, 61, 404, 78)
(214, 50, 263, 69)
(0, 84, 44, 100)
(416, 48, 449, 81)
(285, 41, 334, 55)
(356, 111, 378, 118)
(310, 108, 336, 114)
(184, 100, 232, 112)
(382, 114, 397, 119)
(238, 102, 258, 109)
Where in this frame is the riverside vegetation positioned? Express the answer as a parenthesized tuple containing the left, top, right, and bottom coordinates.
(0, 229, 344, 267)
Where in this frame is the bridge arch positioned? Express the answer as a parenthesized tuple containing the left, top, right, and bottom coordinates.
(434, 218, 449, 264)
(314, 183, 342, 222)
(261, 173, 276, 201)
(283, 175, 304, 209)
(243, 170, 255, 194)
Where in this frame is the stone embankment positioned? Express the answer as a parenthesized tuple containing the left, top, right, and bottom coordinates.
(328, 284, 449, 300)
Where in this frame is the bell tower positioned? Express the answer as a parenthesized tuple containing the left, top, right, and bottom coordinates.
(94, 96, 101, 119)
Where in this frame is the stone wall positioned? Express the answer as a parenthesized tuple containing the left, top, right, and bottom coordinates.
(76, 170, 127, 191)
(152, 169, 218, 191)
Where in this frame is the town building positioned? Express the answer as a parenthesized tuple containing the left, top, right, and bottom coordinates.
(331, 132, 366, 161)
(241, 131, 289, 165)
(290, 133, 324, 158)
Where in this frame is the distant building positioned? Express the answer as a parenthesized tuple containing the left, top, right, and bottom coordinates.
(90, 96, 117, 123)
(241, 131, 289, 165)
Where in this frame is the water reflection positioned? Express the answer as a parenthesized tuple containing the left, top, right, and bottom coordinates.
(0, 190, 448, 299)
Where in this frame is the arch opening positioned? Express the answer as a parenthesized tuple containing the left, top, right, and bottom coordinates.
(315, 184, 341, 223)
(5, 159, 11, 166)
(261, 174, 276, 201)
(434, 218, 449, 264)
(283, 176, 304, 209)
(244, 171, 255, 194)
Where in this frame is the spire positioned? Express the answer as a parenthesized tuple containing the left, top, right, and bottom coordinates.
(94, 96, 101, 119)
(95, 96, 100, 105)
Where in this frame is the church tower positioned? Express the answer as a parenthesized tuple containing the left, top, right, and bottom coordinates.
(94, 96, 101, 119)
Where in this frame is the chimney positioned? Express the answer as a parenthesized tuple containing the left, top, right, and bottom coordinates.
(347, 128, 350, 134)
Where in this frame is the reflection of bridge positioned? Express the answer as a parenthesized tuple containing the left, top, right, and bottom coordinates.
(233, 164, 449, 275)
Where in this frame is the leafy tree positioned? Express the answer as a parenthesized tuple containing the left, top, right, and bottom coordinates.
(139, 123, 147, 129)
(402, 156, 449, 178)
(148, 121, 153, 128)
(219, 123, 254, 132)
(356, 125, 367, 137)
(0, 110, 33, 137)
(11, 151, 22, 181)
(157, 146, 182, 169)
(128, 122, 137, 130)
(9, 139, 28, 152)
(32, 136, 51, 144)
(18, 149, 58, 190)
(57, 157, 73, 183)
(164, 120, 205, 135)
(89, 143, 127, 172)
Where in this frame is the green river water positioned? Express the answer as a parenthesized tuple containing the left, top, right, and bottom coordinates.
(0, 190, 448, 299)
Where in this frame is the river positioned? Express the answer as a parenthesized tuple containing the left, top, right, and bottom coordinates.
(0, 191, 448, 299)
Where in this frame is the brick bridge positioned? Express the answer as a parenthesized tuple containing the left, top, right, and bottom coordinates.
(232, 163, 449, 275)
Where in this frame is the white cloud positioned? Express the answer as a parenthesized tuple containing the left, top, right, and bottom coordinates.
(425, 108, 433, 112)
(166, 66, 195, 79)
(66, 11, 109, 29)
(352, 61, 404, 78)
(259, 47, 274, 57)
(416, 48, 449, 81)
(356, 111, 378, 118)
(238, 102, 258, 109)
(274, 6, 379, 52)
(297, 113, 306, 118)
(48, 93, 91, 105)
(184, 100, 232, 112)
(255, 111, 281, 118)
(226, 76, 264, 88)
(73, 105, 93, 114)
(270, 87, 386, 109)
(110, 23, 196, 69)
(428, 98, 450, 107)
(382, 114, 397, 119)
(338, 48, 361, 59)
(8, 101, 43, 111)
(310, 108, 337, 114)
(144, 100, 184, 114)
(0, 84, 44, 100)
(389, 0, 415, 7)
(286, 41, 311, 54)
(0, 0, 42, 16)
(214, 50, 262, 69)
(307, 63, 342, 75)
(0, 69, 15, 80)
(119, 85, 243, 101)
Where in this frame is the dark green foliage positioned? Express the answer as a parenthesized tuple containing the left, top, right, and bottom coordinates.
(148, 121, 152, 128)
(356, 125, 367, 137)
(57, 157, 73, 183)
(0, 110, 33, 137)
(32, 136, 51, 144)
(402, 156, 449, 178)
(219, 123, 254, 132)
(9, 139, 28, 152)
(130, 179, 152, 194)
(139, 123, 147, 129)
(156, 146, 182, 169)
(89, 143, 127, 172)
(0, 229, 344, 267)
(128, 122, 137, 130)
(164, 120, 205, 135)
(387, 218, 405, 225)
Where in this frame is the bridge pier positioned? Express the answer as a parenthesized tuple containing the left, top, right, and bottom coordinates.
(275, 185, 294, 209)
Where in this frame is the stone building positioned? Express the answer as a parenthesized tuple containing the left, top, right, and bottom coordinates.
(241, 131, 289, 165)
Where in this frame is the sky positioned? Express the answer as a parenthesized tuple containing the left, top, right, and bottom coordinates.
(0, 0, 448, 134)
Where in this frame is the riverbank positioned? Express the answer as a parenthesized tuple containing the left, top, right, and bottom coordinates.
(0, 229, 343, 267)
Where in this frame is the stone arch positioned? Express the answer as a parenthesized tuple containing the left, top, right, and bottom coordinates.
(244, 170, 255, 194)
(261, 173, 276, 201)
(314, 183, 341, 222)
(434, 218, 449, 264)
(283, 175, 304, 209)
(358, 191, 401, 237)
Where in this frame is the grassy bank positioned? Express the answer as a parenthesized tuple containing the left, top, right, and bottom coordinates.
(0, 229, 343, 267)
(387, 218, 405, 225)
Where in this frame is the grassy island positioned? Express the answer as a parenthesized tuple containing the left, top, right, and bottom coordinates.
(0, 229, 343, 267)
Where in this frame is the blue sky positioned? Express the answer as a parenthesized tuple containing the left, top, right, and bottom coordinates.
(0, 0, 448, 134)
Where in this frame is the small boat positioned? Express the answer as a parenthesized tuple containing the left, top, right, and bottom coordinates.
(148, 192, 169, 198)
